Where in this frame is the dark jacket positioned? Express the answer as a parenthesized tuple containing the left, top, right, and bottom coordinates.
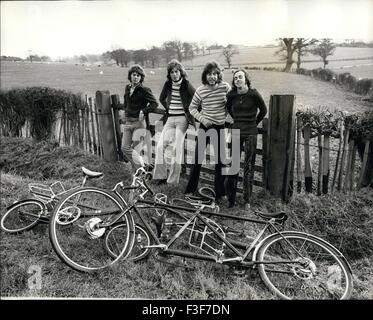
(121, 83, 158, 128)
(159, 79, 196, 129)
(226, 88, 267, 136)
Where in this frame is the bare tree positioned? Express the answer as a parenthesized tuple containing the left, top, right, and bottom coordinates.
(182, 42, 194, 60)
(147, 46, 162, 68)
(222, 44, 239, 69)
(275, 38, 297, 72)
(107, 49, 131, 67)
(199, 41, 207, 56)
(311, 38, 337, 69)
(294, 38, 318, 72)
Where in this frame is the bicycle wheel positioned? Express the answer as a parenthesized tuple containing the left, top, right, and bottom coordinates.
(105, 223, 152, 262)
(1, 199, 45, 233)
(256, 231, 353, 300)
(49, 187, 135, 272)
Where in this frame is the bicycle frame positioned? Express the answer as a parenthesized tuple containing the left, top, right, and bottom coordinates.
(95, 167, 304, 270)
(98, 186, 290, 269)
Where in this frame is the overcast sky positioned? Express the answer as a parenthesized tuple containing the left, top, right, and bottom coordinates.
(1, 0, 373, 59)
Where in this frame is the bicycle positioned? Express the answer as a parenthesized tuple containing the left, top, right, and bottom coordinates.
(1, 167, 104, 233)
(49, 167, 353, 300)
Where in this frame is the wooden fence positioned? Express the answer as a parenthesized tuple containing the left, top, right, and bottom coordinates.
(11, 90, 371, 200)
(295, 118, 372, 194)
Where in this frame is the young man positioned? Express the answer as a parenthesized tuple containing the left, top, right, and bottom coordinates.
(153, 59, 196, 184)
(184, 61, 231, 201)
(225, 68, 267, 210)
(119, 65, 158, 173)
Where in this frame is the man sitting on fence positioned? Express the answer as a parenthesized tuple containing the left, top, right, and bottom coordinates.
(119, 65, 158, 173)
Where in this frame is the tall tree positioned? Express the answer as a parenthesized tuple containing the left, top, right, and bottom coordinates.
(163, 40, 183, 61)
(275, 38, 297, 72)
(222, 44, 239, 68)
(133, 49, 147, 66)
(79, 55, 88, 64)
(118, 49, 132, 67)
(199, 41, 207, 56)
(294, 38, 318, 72)
(182, 42, 194, 60)
(147, 46, 163, 68)
(108, 49, 122, 66)
(311, 38, 337, 69)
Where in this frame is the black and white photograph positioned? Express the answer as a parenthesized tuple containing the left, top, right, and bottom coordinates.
(1, 0, 372, 307)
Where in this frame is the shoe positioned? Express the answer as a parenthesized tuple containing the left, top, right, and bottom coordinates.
(228, 202, 235, 208)
(156, 179, 167, 186)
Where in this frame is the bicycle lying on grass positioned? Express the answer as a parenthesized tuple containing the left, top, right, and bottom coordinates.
(1, 167, 104, 233)
(49, 167, 353, 300)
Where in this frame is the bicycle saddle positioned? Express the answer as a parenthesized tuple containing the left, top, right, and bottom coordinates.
(82, 167, 104, 178)
(255, 210, 287, 221)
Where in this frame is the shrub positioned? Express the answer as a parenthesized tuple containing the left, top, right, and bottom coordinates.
(337, 72, 352, 85)
(0, 87, 85, 141)
(297, 68, 312, 76)
(355, 78, 373, 95)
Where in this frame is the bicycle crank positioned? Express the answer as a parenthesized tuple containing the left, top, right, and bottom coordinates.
(292, 257, 317, 279)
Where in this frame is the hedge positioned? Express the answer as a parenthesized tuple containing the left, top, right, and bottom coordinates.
(0, 87, 85, 141)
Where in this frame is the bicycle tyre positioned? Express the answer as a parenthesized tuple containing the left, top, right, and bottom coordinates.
(49, 187, 135, 272)
(105, 223, 152, 262)
(1, 199, 45, 233)
(256, 231, 353, 300)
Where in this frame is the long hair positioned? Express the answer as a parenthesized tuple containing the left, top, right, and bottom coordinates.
(128, 64, 146, 83)
(201, 61, 223, 85)
(166, 59, 187, 81)
(231, 68, 251, 90)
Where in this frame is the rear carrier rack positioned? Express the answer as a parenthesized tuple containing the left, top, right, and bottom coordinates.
(29, 181, 66, 200)
(188, 216, 226, 257)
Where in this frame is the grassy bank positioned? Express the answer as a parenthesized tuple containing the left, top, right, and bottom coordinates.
(0, 137, 372, 299)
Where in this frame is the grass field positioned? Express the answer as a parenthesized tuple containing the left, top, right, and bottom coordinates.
(184, 46, 373, 78)
(1, 60, 372, 115)
(1, 137, 372, 300)
(1, 45, 373, 301)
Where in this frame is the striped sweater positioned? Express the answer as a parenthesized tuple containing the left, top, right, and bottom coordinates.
(189, 82, 231, 125)
(168, 80, 184, 115)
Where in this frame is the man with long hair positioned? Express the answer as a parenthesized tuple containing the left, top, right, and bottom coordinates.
(153, 59, 196, 184)
(225, 68, 267, 210)
(185, 61, 231, 201)
(119, 65, 158, 172)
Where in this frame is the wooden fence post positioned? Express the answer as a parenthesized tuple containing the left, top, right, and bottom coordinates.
(296, 116, 303, 193)
(111, 94, 125, 161)
(95, 90, 118, 162)
(322, 134, 330, 194)
(261, 118, 268, 189)
(266, 95, 296, 202)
